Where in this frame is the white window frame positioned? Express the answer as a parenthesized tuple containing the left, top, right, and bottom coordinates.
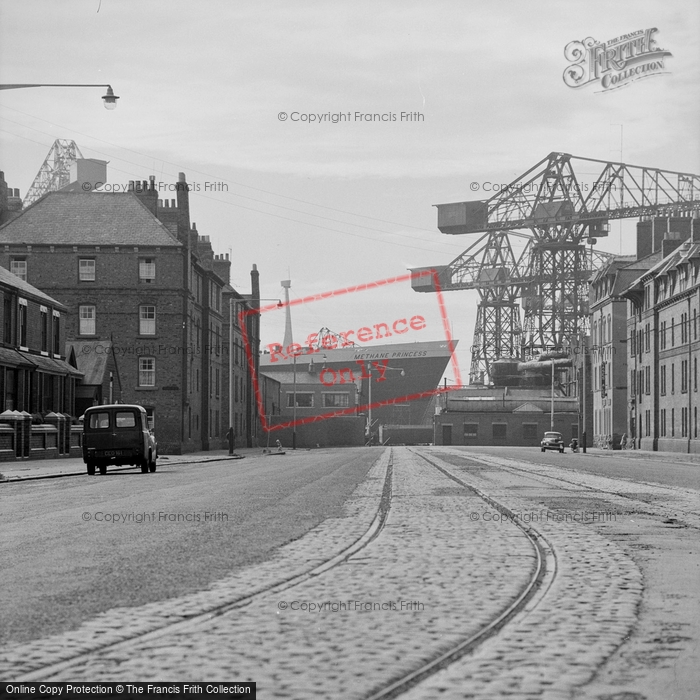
(10, 259, 27, 281)
(79, 259, 96, 281)
(139, 258, 156, 283)
(79, 305, 96, 335)
(139, 305, 156, 335)
(139, 357, 156, 387)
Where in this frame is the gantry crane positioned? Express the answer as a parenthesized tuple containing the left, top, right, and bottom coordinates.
(413, 152, 700, 383)
(24, 139, 84, 206)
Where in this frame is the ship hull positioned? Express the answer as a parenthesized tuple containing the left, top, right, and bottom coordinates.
(260, 340, 457, 426)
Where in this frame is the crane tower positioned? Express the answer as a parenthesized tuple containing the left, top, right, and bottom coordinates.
(23, 139, 84, 207)
(413, 152, 700, 383)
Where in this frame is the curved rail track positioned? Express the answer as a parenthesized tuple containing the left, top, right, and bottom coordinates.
(10, 446, 576, 697)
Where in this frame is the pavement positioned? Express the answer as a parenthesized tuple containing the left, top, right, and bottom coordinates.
(2, 444, 697, 483)
(0, 448, 263, 482)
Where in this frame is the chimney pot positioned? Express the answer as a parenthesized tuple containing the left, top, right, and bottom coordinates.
(171, 199, 176, 207)
(128, 181, 135, 191)
(178, 172, 186, 182)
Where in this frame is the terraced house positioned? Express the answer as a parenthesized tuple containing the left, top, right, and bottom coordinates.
(0, 170, 261, 454)
(623, 218, 700, 453)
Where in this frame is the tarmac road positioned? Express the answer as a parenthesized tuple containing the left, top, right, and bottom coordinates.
(458, 445, 700, 490)
(0, 448, 380, 645)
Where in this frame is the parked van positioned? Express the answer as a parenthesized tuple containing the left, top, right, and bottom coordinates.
(82, 404, 157, 475)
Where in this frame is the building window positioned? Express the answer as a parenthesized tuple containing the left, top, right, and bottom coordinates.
(464, 423, 478, 438)
(10, 258, 27, 281)
(323, 393, 349, 408)
(671, 408, 675, 437)
(660, 409, 666, 437)
(139, 258, 155, 283)
(3, 297, 12, 344)
(660, 321, 666, 350)
(139, 357, 155, 386)
(18, 300, 27, 347)
(79, 259, 96, 281)
(681, 407, 688, 438)
(139, 305, 156, 335)
(41, 310, 48, 352)
(695, 357, 698, 392)
(681, 359, 688, 393)
(287, 392, 313, 408)
(645, 365, 650, 395)
(53, 312, 61, 355)
(79, 305, 96, 335)
(671, 318, 675, 346)
(671, 364, 675, 394)
(660, 365, 666, 396)
(644, 324, 650, 353)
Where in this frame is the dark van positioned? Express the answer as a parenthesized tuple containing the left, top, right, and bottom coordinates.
(82, 404, 157, 475)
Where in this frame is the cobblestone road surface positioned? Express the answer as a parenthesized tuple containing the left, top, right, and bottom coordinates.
(3, 446, 686, 699)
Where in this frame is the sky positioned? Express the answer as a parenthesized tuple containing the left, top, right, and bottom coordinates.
(1, 0, 698, 383)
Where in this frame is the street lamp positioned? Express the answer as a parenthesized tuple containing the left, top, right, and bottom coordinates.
(0, 83, 120, 109)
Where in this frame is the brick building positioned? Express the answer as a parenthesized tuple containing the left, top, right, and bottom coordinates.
(0, 264, 81, 415)
(624, 223, 700, 452)
(589, 255, 646, 448)
(260, 369, 365, 447)
(433, 385, 579, 447)
(0, 173, 261, 454)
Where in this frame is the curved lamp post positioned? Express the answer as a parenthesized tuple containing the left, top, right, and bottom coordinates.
(0, 84, 119, 109)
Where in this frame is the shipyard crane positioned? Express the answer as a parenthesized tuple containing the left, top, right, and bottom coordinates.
(413, 152, 700, 383)
(24, 139, 84, 206)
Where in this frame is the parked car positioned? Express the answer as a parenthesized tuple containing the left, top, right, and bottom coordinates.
(541, 431, 564, 453)
(82, 404, 157, 475)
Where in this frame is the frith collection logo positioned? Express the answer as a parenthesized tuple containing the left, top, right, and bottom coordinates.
(563, 28, 672, 92)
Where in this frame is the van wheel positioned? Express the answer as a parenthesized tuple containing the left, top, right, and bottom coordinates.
(99, 463, 107, 475)
(140, 458, 149, 473)
(86, 462, 96, 475)
(149, 455, 157, 473)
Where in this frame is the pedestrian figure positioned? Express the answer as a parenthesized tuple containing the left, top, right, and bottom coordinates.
(226, 426, 236, 455)
(276, 439, 283, 452)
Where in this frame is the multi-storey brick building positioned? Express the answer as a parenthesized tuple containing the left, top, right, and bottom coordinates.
(0, 264, 81, 416)
(589, 255, 647, 448)
(0, 172, 261, 453)
(624, 232, 700, 452)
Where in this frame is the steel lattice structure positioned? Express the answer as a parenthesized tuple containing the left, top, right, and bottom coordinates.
(413, 152, 700, 383)
(24, 139, 84, 206)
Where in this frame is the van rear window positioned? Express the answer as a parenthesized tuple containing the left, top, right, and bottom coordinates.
(115, 412, 137, 428)
(89, 412, 110, 429)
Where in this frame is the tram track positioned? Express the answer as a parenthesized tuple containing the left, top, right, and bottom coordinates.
(12, 446, 575, 697)
(363, 448, 557, 700)
(432, 447, 700, 529)
(10, 450, 396, 682)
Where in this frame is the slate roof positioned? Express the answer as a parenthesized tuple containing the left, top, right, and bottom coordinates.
(0, 191, 181, 247)
(0, 264, 66, 307)
(67, 340, 113, 385)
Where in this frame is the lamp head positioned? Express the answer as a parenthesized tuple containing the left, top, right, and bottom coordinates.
(102, 86, 119, 110)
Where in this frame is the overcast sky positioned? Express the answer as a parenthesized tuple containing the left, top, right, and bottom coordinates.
(1, 0, 698, 382)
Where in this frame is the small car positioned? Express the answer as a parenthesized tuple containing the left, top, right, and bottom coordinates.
(82, 404, 157, 475)
(541, 431, 565, 453)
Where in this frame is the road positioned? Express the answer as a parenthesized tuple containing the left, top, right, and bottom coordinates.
(1, 446, 698, 699)
(0, 448, 379, 644)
